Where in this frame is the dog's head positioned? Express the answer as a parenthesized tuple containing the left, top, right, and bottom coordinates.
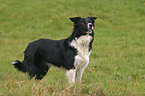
(70, 17, 97, 35)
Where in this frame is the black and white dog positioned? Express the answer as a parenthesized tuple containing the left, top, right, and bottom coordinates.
(12, 17, 97, 83)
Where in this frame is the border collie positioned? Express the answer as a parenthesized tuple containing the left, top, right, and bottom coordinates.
(12, 17, 97, 83)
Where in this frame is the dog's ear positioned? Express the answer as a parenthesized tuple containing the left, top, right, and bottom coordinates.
(69, 17, 81, 22)
(87, 17, 97, 22)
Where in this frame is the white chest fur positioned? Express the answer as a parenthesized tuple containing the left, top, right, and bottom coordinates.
(70, 34, 92, 67)
(66, 34, 93, 83)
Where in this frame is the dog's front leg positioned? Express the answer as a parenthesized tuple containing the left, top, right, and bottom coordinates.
(66, 69, 76, 83)
(76, 67, 86, 83)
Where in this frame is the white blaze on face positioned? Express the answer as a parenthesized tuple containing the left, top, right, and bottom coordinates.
(88, 23, 93, 31)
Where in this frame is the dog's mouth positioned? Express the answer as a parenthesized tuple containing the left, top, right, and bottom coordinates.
(86, 31, 92, 34)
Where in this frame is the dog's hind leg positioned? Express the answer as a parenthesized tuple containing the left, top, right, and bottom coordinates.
(35, 62, 50, 80)
(33, 52, 50, 80)
(27, 60, 50, 80)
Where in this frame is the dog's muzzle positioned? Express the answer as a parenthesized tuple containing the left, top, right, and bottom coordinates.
(88, 23, 93, 31)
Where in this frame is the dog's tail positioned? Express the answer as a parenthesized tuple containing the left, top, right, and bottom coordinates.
(12, 60, 27, 72)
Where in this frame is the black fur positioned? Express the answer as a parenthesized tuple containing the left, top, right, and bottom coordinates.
(12, 17, 97, 80)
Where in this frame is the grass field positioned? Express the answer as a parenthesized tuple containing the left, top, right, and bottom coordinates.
(0, 0, 145, 95)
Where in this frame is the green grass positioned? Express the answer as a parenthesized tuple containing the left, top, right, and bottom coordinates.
(0, 0, 145, 95)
